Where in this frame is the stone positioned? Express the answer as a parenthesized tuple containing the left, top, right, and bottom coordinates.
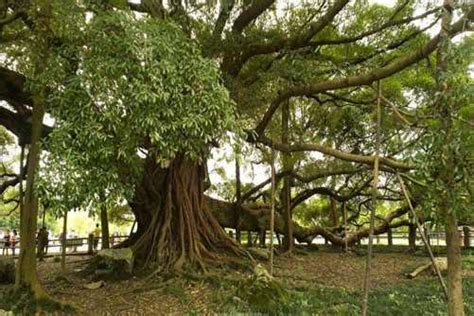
(94, 248, 134, 278)
(0, 257, 15, 284)
(84, 280, 105, 290)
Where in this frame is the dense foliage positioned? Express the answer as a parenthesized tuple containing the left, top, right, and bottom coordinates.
(30, 6, 237, 213)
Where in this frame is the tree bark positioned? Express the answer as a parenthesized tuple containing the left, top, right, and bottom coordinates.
(100, 205, 110, 249)
(129, 155, 247, 272)
(446, 213, 464, 315)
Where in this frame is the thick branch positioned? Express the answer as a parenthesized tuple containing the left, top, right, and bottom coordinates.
(212, 0, 236, 40)
(257, 135, 412, 170)
(0, 106, 51, 144)
(232, 0, 275, 34)
(228, 0, 348, 75)
(254, 10, 474, 136)
(0, 176, 19, 195)
(0, 66, 32, 106)
(310, 7, 439, 47)
(207, 196, 412, 245)
(233, 2, 436, 76)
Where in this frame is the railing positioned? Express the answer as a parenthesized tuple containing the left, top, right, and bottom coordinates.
(228, 228, 472, 248)
(0, 235, 129, 256)
(0, 227, 471, 256)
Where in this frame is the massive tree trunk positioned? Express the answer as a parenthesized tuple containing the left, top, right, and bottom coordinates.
(129, 156, 246, 272)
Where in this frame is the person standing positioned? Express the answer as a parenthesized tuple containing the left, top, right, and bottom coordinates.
(2, 230, 10, 255)
(10, 230, 17, 256)
(40, 227, 49, 255)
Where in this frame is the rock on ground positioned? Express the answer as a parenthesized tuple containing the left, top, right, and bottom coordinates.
(92, 248, 134, 279)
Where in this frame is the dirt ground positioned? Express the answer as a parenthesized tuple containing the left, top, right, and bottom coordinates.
(271, 251, 430, 290)
(37, 256, 213, 315)
(13, 249, 461, 315)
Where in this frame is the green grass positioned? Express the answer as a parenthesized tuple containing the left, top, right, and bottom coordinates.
(299, 278, 470, 315)
(462, 254, 474, 270)
(0, 286, 75, 315)
(211, 276, 474, 315)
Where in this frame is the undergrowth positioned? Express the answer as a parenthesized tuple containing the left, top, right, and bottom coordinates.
(201, 274, 474, 315)
(0, 286, 74, 315)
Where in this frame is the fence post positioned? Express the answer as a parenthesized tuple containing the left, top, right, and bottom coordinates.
(424, 225, 431, 247)
(87, 233, 94, 255)
(408, 224, 416, 252)
(247, 231, 253, 247)
(463, 226, 471, 249)
(259, 230, 266, 248)
(387, 228, 393, 246)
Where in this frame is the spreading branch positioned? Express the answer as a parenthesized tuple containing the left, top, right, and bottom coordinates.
(257, 135, 413, 170)
(253, 10, 474, 136)
(231, 0, 275, 34)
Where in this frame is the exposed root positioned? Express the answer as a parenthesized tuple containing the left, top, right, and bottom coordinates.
(131, 156, 252, 273)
